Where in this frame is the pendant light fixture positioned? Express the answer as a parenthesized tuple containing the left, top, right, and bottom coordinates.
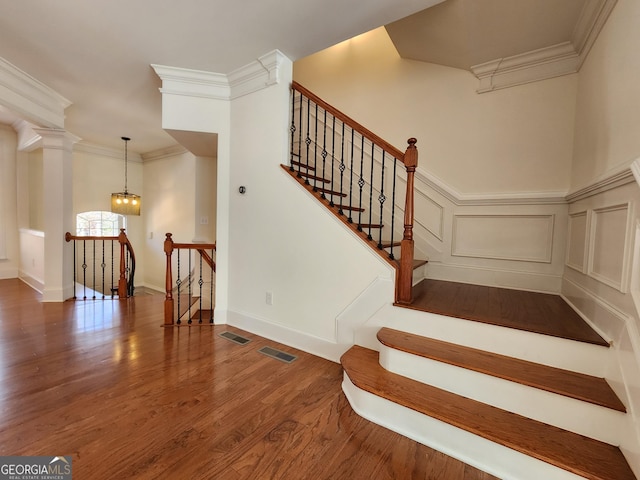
(111, 136, 141, 215)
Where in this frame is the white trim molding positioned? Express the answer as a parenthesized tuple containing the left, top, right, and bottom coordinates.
(152, 49, 288, 102)
(471, 0, 618, 93)
(0, 56, 71, 128)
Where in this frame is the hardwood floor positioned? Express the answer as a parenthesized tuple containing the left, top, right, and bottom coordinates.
(0, 279, 498, 480)
(407, 279, 608, 346)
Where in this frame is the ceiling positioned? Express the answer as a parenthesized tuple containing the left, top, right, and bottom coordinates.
(0, 0, 611, 156)
(386, 0, 589, 70)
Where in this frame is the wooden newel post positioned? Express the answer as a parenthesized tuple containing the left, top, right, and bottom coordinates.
(117, 228, 129, 299)
(397, 138, 418, 305)
(164, 233, 175, 326)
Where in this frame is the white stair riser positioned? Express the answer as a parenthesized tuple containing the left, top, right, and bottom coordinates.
(379, 346, 626, 445)
(358, 304, 611, 376)
(342, 373, 587, 480)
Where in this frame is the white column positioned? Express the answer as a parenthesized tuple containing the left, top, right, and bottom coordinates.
(36, 128, 77, 302)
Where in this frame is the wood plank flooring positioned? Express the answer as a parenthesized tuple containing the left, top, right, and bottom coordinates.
(407, 279, 608, 346)
(0, 279, 498, 480)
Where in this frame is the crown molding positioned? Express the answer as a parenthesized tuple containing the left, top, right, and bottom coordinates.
(471, 0, 617, 93)
(151, 64, 230, 100)
(74, 141, 143, 163)
(228, 50, 287, 99)
(152, 50, 289, 102)
(0, 56, 71, 128)
(141, 144, 188, 162)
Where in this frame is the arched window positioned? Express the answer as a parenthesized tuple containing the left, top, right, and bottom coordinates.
(76, 211, 125, 236)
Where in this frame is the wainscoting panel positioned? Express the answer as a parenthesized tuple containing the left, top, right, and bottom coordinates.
(588, 203, 631, 292)
(566, 211, 589, 273)
(451, 214, 555, 263)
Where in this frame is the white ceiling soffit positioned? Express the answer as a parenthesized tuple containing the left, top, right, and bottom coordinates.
(385, 0, 618, 92)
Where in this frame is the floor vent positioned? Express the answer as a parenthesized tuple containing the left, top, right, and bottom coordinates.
(219, 331, 251, 345)
(258, 346, 297, 364)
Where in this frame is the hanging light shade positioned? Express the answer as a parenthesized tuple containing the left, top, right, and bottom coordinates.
(111, 136, 141, 215)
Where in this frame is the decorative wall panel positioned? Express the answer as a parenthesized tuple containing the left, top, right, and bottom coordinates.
(588, 203, 631, 292)
(452, 214, 554, 263)
(566, 211, 588, 273)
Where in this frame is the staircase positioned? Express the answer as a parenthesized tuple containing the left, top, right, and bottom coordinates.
(284, 83, 637, 479)
(340, 283, 637, 480)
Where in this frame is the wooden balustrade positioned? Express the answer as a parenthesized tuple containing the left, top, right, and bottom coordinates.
(290, 82, 418, 305)
(65, 228, 135, 299)
(164, 233, 216, 326)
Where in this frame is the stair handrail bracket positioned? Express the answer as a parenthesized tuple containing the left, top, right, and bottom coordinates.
(289, 82, 418, 305)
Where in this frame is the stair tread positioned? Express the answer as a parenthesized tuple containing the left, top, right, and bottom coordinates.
(298, 171, 331, 183)
(341, 346, 636, 480)
(316, 187, 347, 197)
(357, 223, 383, 229)
(377, 327, 626, 412)
(290, 160, 315, 170)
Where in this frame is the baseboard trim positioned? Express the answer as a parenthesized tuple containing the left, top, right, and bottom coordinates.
(226, 309, 345, 363)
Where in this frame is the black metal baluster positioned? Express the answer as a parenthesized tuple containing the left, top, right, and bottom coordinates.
(111, 240, 115, 297)
(348, 128, 355, 223)
(82, 240, 87, 300)
(176, 250, 182, 325)
(389, 158, 398, 260)
(101, 240, 106, 299)
(92, 240, 96, 299)
(312, 102, 319, 191)
(368, 141, 375, 240)
(320, 108, 328, 199)
(338, 122, 346, 215)
(289, 89, 297, 171)
(297, 90, 303, 175)
(209, 247, 214, 323)
(378, 151, 387, 249)
(72, 240, 77, 299)
(330, 115, 336, 207)
(357, 135, 365, 230)
(304, 97, 311, 182)
(198, 254, 203, 324)
(187, 251, 193, 324)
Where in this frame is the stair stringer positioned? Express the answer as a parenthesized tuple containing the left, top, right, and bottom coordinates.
(342, 373, 585, 480)
(355, 303, 612, 376)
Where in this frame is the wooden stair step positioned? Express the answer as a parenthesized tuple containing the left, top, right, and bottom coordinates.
(298, 171, 331, 183)
(336, 205, 365, 212)
(380, 239, 401, 248)
(358, 223, 383, 229)
(316, 187, 347, 197)
(290, 160, 315, 170)
(412, 259, 428, 269)
(341, 346, 636, 480)
(377, 327, 626, 412)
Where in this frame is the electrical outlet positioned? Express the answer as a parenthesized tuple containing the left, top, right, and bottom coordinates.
(266, 291, 273, 305)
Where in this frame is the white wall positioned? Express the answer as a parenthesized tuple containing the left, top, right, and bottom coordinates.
(570, 0, 640, 191)
(142, 150, 196, 292)
(294, 27, 576, 197)
(564, 0, 640, 472)
(226, 74, 393, 358)
(0, 125, 18, 278)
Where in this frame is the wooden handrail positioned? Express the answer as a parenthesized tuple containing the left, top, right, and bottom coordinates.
(164, 233, 216, 325)
(292, 81, 406, 162)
